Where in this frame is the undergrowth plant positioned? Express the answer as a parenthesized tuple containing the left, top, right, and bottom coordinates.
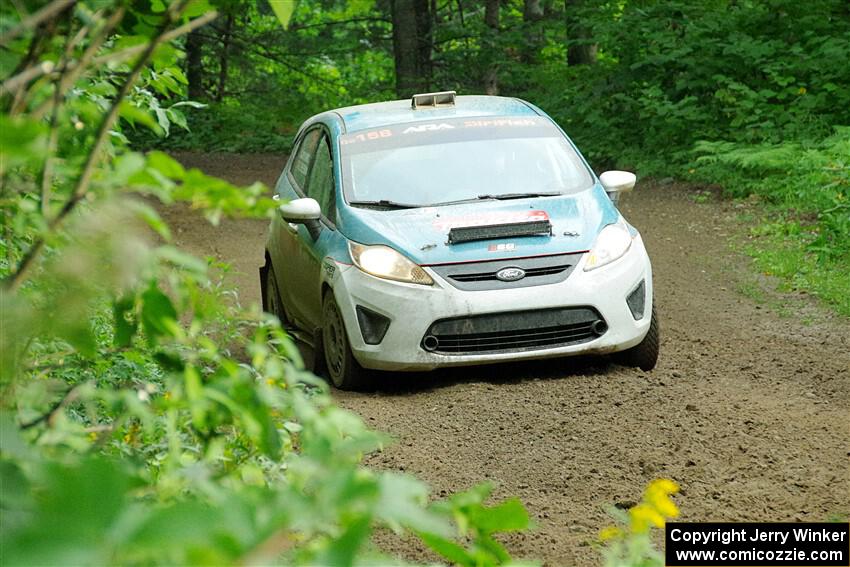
(0, 2, 534, 565)
(692, 129, 850, 314)
(599, 479, 681, 567)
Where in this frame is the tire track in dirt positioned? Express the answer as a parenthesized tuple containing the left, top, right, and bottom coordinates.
(163, 153, 849, 566)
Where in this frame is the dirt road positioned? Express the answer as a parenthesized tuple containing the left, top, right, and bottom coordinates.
(164, 153, 849, 565)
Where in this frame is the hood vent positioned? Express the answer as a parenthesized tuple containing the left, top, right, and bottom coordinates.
(448, 220, 552, 244)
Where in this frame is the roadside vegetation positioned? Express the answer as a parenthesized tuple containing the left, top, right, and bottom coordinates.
(1, 0, 846, 565)
(1, 2, 536, 565)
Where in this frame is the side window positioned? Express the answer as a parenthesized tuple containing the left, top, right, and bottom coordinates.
(305, 135, 335, 222)
(289, 129, 322, 189)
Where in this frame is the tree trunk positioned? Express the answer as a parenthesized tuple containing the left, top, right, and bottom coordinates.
(186, 29, 205, 100)
(521, 0, 545, 64)
(391, 0, 431, 97)
(215, 12, 234, 102)
(482, 0, 499, 95)
(565, 0, 596, 65)
(414, 0, 432, 87)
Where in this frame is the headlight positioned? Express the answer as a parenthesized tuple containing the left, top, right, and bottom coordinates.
(348, 242, 433, 285)
(584, 221, 633, 271)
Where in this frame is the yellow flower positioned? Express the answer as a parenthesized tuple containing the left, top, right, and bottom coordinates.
(645, 478, 680, 518)
(630, 503, 666, 533)
(600, 525, 623, 541)
(648, 478, 679, 495)
(648, 490, 680, 518)
(798, 87, 807, 95)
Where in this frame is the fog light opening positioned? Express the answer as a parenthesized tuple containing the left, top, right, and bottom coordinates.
(422, 335, 439, 351)
(591, 320, 608, 336)
(626, 280, 646, 320)
(355, 305, 391, 345)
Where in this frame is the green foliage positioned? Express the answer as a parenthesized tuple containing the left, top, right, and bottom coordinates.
(1, 2, 533, 565)
(133, 102, 296, 152)
(692, 129, 850, 314)
(420, 483, 532, 566)
(130, 0, 394, 153)
(513, 0, 850, 312)
(524, 0, 850, 166)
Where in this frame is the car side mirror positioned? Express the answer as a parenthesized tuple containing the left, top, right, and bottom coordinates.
(599, 171, 637, 206)
(279, 197, 322, 239)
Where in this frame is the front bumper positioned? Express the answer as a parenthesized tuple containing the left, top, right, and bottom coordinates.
(330, 235, 653, 371)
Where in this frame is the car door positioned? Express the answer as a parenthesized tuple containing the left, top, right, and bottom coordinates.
(269, 127, 321, 328)
(271, 127, 337, 333)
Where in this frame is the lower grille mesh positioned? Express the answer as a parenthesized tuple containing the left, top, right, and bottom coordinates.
(423, 307, 605, 355)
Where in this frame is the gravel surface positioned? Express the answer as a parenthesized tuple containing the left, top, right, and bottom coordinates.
(164, 152, 850, 566)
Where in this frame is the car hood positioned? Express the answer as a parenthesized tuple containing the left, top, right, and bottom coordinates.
(336, 184, 620, 265)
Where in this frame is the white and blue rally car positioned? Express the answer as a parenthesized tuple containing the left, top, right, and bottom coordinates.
(261, 92, 658, 389)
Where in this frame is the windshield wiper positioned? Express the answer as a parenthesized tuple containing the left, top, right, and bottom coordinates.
(433, 191, 563, 206)
(477, 191, 563, 200)
(348, 199, 423, 210)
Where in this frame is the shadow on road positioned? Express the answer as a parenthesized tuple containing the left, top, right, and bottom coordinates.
(292, 333, 621, 395)
(364, 355, 620, 396)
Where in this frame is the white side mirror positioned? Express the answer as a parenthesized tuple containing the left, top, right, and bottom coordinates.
(599, 170, 637, 193)
(279, 197, 321, 223)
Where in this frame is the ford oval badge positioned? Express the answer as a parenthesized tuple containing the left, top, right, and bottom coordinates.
(496, 267, 526, 282)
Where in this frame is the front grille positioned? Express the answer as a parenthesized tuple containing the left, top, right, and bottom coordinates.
(429, 253, 583, 291)
(450, 264, 568, 282)
(422, 307, 605, 355)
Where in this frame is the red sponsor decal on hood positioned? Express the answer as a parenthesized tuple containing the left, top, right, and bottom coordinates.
(433, 210, 549, 231)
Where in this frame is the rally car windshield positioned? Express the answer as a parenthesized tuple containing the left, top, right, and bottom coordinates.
(339, 117, 594, 209)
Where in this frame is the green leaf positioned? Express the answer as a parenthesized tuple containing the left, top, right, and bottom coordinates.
(128, 200, 172, 241)
(315, 517, 372, 567)
(170, 100, 207, 109)
(112, 35, 149, 51)
(168, 66, 189, 85)
(477, 534, 511, 563)
(122, 500, 223, 553)
(0, 115, 47, 174)
(62, 318, 96, 358)
(0, 459, 32, 515)
(154, 107, 170, 136)
(119, 101, 162, 134)
(156, 246, 207, 275)
(269, 0, 297, 29)
(147, 151, 185, 180)
(418, 531, 474, 566)
(140, 283, 177, 344)
(166, 108, 188, 132)
(2, 458, 134, 566)
(376, 473, 453, 537)
(472, 498, 531, 534)
(183, 0, 213, 19)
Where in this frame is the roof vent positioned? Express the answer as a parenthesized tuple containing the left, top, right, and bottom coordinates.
(411, 90, 456, 109)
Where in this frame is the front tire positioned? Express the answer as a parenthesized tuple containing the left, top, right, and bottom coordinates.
(617, 305, 659, 371)
(321, 292, 370, 390)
